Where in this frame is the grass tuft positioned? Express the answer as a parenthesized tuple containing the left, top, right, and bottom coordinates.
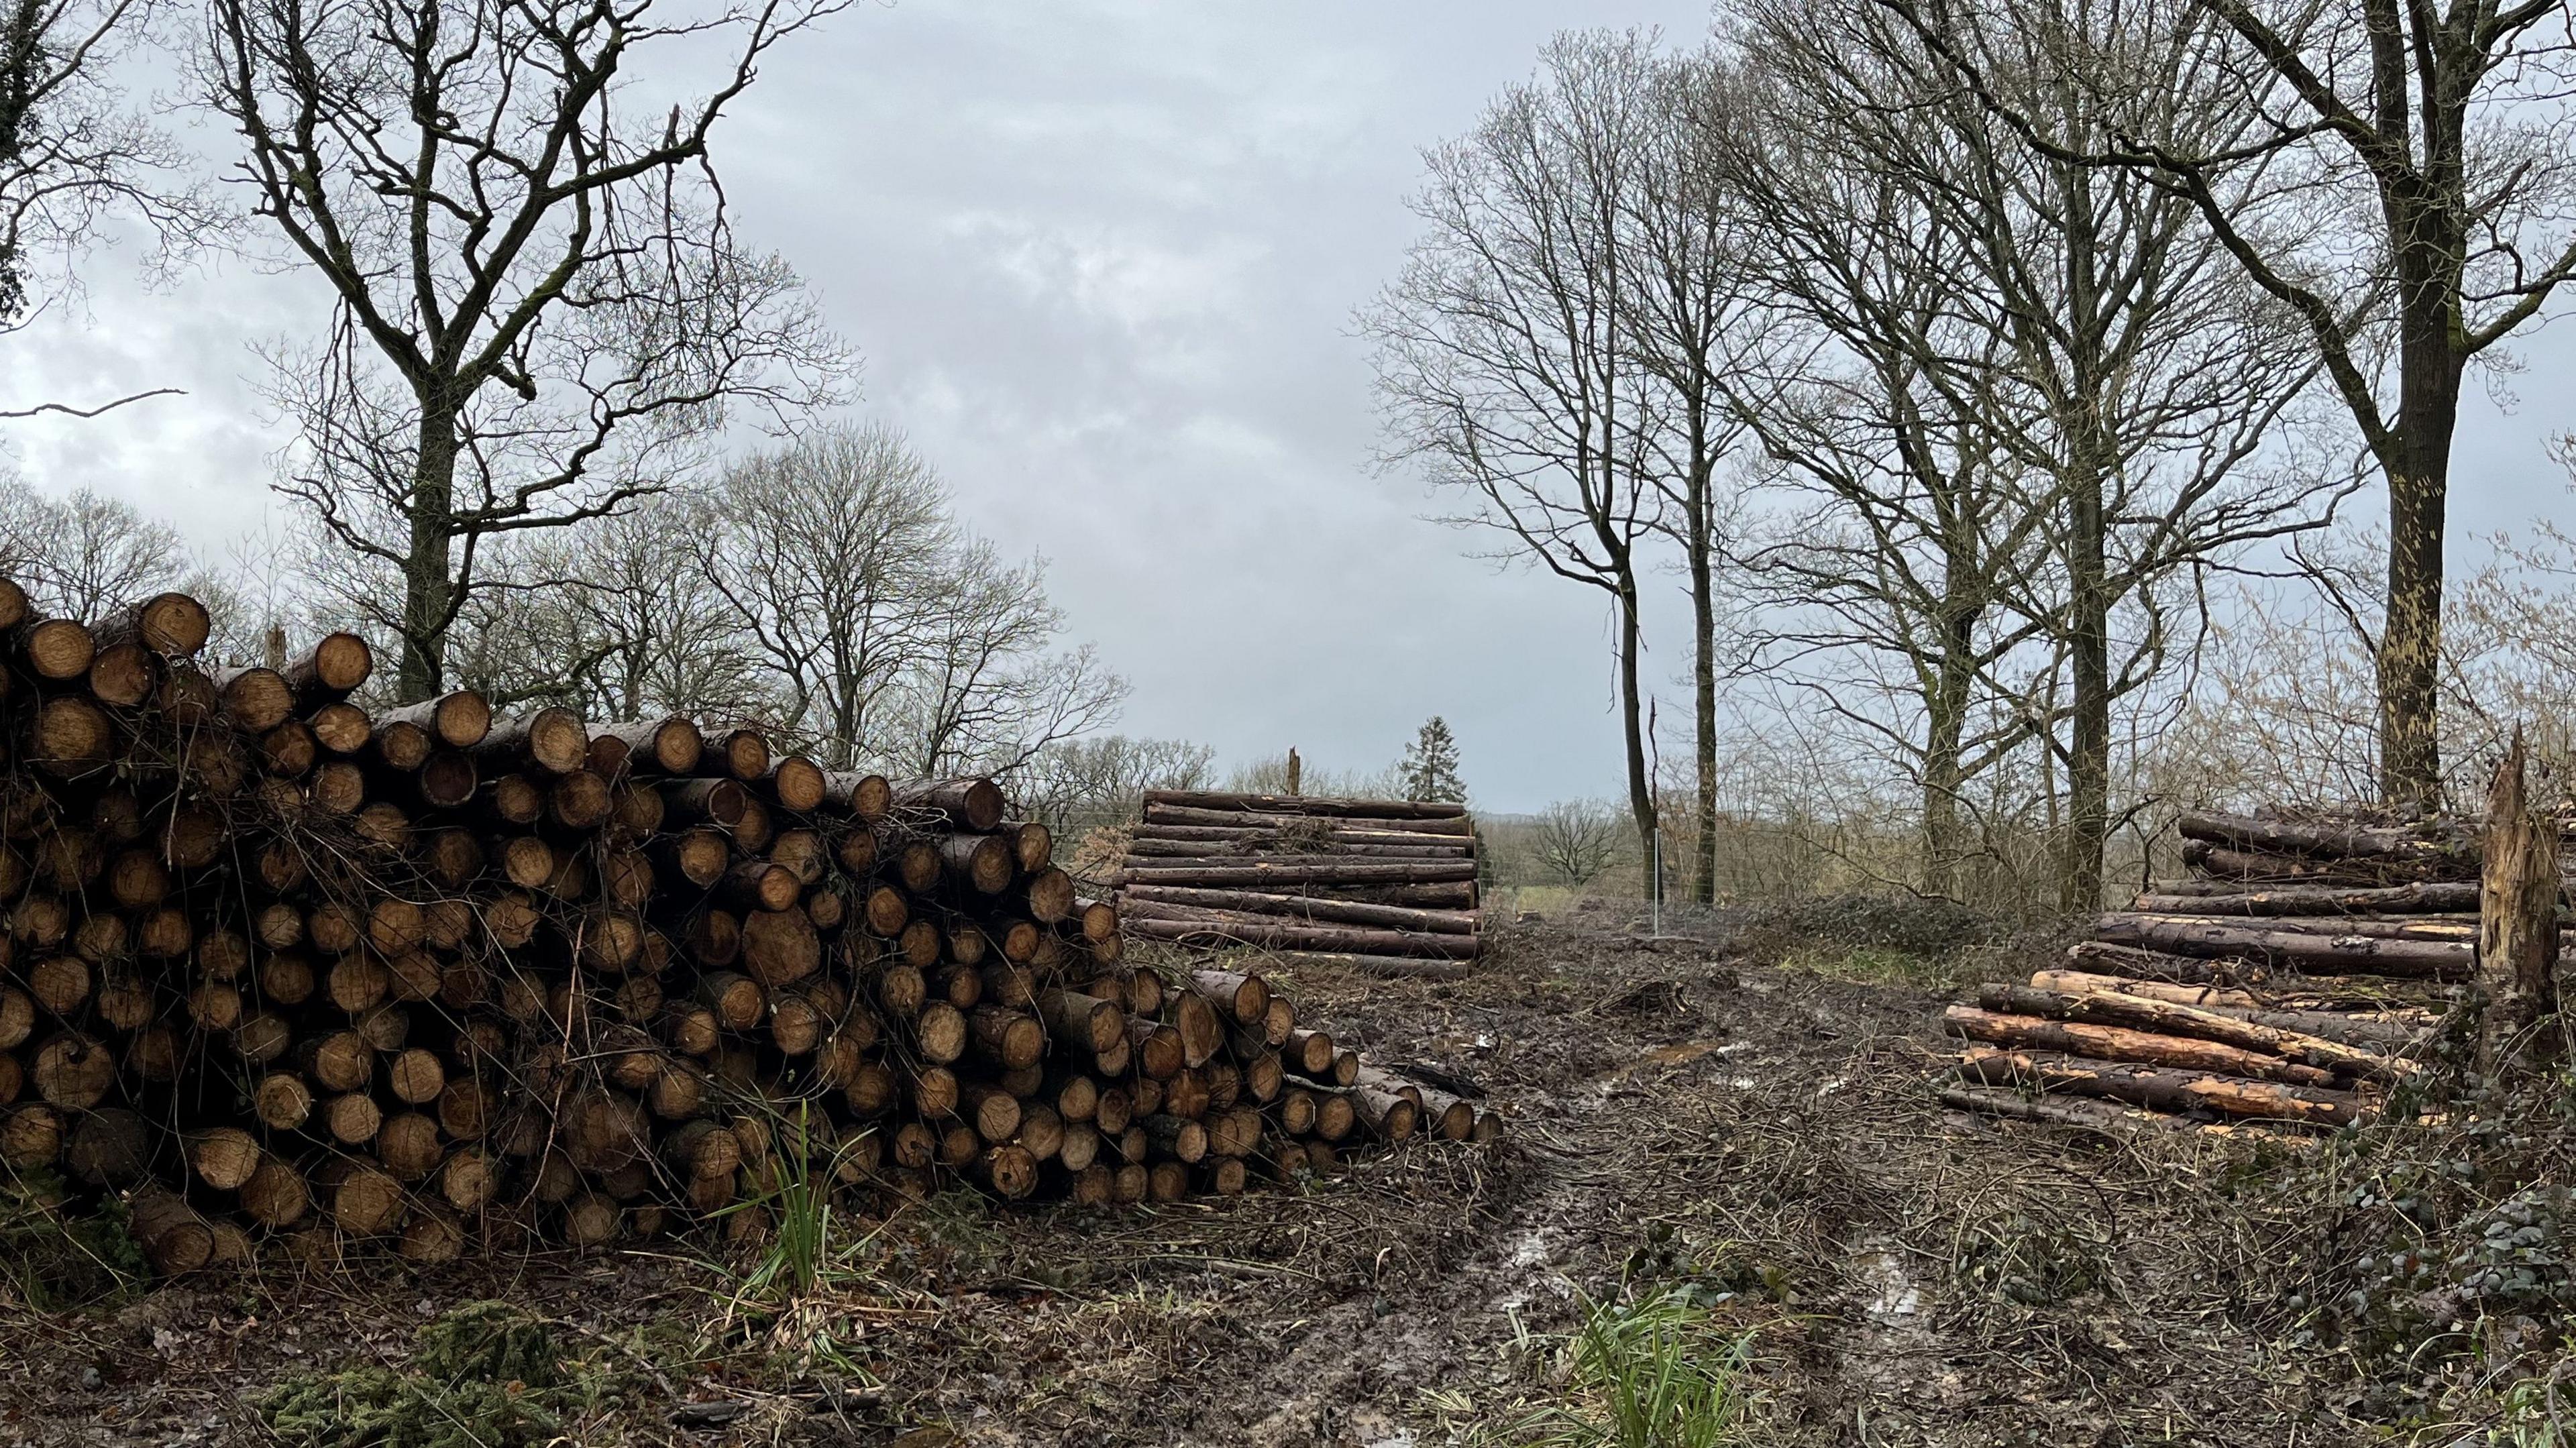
(1498, 1286, 1756, 1447)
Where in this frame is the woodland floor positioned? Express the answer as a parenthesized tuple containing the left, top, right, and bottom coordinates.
(0, 905, 2453, 1447)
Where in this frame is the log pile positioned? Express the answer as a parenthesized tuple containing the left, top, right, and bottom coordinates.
(0, 583, 1502, 1273)
(1937, 809, 2467, 1131)
(1111, 791, 1483, 979)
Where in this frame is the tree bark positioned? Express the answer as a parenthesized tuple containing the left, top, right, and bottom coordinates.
(1139, 790, 1468, 819)
(2130, 882, 2481, 916)
(1120, 884, 1478, 935)
(1955, 1046, 2364, 1127)
(2478, 732, 2559, 1073)
(1941, 1005, 2341, 1087)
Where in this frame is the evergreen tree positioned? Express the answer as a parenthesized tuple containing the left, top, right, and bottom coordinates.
(1399, 717, 1466, 802)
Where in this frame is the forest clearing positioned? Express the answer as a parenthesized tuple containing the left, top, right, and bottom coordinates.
(17, 894, 2489, 1448)
(7, 0, 2576, 1443)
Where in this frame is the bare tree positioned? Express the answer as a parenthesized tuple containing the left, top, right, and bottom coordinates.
(205, 0, 849, 702)
(1737, 0, 2336, 905)
(1533, 797, 1625, 886)
(1018, 734, 1217, 838)
(1710, 46, 2057, 899)
(700, 423, 954, 766)
(1366, 31, 1668, 872)
(0, 0, 215, 416)
(878, 540, 1128, 779)
(700, 422, 1124, 773)
(1885, 0, 2576, 811)
(0, 469, 189, 616)
(494, 497, 767, 720)
(1621, 44, 1766, 903)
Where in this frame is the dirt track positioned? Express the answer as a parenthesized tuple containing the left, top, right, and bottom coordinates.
(0, 908, 2361, 1446)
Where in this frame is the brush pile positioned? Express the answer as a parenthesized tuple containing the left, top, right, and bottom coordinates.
(1111, 790, 1483, 979)
(0, 583, 1498, 1274)
(1937, 810, 2466, 1132)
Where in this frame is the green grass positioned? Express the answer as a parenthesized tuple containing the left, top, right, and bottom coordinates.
(1501, 1288, 1756, 1447)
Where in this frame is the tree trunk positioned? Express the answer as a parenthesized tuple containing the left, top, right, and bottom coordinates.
(2478, 732, 2559, 1074)
(2376, 204, 2465, 812)
(1955, 1046, 2364, 1126)
(2059, 452, 2110, 914)
(1920, 592, 1977, 899)
(1615, 571, 1657, 899)
(1941, 1005, 2341, 1087)
(1688, 443, 1719, 906)
(399, 399, 461, 704)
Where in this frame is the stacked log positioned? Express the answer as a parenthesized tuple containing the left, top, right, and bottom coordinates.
(1937, 807, 2463, 1131)
(1112, 791, 1483, 978)
(0, 583, 1503, 1268)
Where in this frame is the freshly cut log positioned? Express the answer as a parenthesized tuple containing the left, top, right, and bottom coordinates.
(2027, 970, 2436, 1049)
(706, 726, 771, 781)
(1972, 986, 2410, 1082)
(131, 1186, 216, 1274)
(99, 592, 211, 656)
(661, 778, 747, 829)
(1120, 860, 1477, 888)
(1019, 867, 1076, 924)
(472, 708, 588, 775)
(594, 717, 704, 776)
(1956, 1046, 2364, 1127)
(968, 1144, 1038, 1199)
(1941, 1005, 2341, 1087)
(1142, 790, 1468, 820)
(284, 632, 373, 702)
(379, 690, 492, 749)
(240, 1157, 312, 1227)
(894, 778, 1006, 832)
(825, 771, 894, 819)
(1124, 838, 1473, 862)
(1935, 1082, 2186, 1133)
(942, 833, 1016, 894)
(2184, 842, 2426, 885)
(1191, 968, 1270, 1025)
(2063, 940, 2245, 984)
(2091, 915, 2470, 978)
(308, 700, 371, 755)
(1036, 990, 1124, 1055)
(2176, 811, 2473, 865)
(16, 617, 96, 680)
(211, 667, 294, 730)
(1144, 803, 1474, 836)
(2130, 882, 2481, 917)
(2029, 970, 2257, 1010)
(763, 757, 828, 812)
(1121, 908, 1478, 960)
(1345, 1084, 1418, 1141)
(1123, 885, 1479, 934)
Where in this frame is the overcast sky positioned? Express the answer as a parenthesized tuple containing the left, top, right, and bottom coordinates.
(5, 1, 2574, 812)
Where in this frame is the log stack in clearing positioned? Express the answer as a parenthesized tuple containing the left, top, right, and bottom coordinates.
(0, 583, 1501, 1272)
(1937, 809, 2467, 1132)
(1110, 791, 1483, 980)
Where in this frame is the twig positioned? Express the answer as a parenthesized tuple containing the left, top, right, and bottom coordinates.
(0, 388, 185, 420)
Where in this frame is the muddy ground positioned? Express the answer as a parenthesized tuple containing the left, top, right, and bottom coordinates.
(0, 907, 2439, 1446)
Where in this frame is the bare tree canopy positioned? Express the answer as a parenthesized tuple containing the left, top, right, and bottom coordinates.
(1366, 31, 1674, 874)
(698, 421, 1126, 774)
(0, 467, 188, 615)
(1879, 0, 2576, 812)
(205, 0, 852, 701)
(0, 0, 218, 412)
